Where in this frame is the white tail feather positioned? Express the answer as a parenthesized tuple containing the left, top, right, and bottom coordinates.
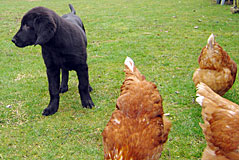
(207, 33, 215, 49)
(124, 57, 134, 72)
(196, 94, 204, 106)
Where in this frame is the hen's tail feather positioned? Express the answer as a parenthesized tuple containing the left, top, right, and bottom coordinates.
(162, 115, 171, 143)
(124, 57, 145, 81)
(124, 57, 135, 72)
(196, 82, 239, 111)
(207, 33, 215, 49)
(69, 4, 76, 14)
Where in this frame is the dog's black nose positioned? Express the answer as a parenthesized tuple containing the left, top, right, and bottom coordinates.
(12, 37, 16, 43)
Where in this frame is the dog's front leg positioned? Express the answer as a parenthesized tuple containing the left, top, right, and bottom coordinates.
(42, 67, 60, 116)
(76, 64, 94, 109)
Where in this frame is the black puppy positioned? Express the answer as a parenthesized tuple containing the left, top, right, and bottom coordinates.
(12, 4, 94, 116)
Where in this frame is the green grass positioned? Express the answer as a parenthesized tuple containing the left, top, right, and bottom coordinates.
(1, 0, 239, 159)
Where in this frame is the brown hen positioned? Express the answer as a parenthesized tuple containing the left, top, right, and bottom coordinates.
(102, 57, 171, 160)
(193, 34, 237, 96)
(196, 82, 239, 160)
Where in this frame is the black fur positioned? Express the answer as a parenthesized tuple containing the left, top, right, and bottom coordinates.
(12, 4, 94, 116)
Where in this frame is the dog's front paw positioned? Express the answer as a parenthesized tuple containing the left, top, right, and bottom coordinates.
(82, 99, 94, 109)
(42, 106, 59, 116)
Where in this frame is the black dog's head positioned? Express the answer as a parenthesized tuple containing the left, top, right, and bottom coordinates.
(12, 7, 57, 48)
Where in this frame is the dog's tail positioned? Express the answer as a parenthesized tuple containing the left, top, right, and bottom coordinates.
(69, 4, 76, 14)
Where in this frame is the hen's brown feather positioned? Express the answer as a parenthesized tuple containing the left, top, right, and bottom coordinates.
(102, 57, 171, 160)
(196, 83, 239, 160)
(193, 34, 237, 96)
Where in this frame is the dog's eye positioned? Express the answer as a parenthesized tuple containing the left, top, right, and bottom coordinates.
(23, 24, 31, 30)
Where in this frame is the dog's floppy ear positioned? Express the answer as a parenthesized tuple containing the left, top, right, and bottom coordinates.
(34, 15, 56, 46)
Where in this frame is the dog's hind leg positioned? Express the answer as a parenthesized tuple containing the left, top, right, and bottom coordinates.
(59, 69, 69, 93)
(88, 84, 93, 92)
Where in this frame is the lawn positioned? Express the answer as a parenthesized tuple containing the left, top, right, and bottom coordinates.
(0, 0, 239, 159)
